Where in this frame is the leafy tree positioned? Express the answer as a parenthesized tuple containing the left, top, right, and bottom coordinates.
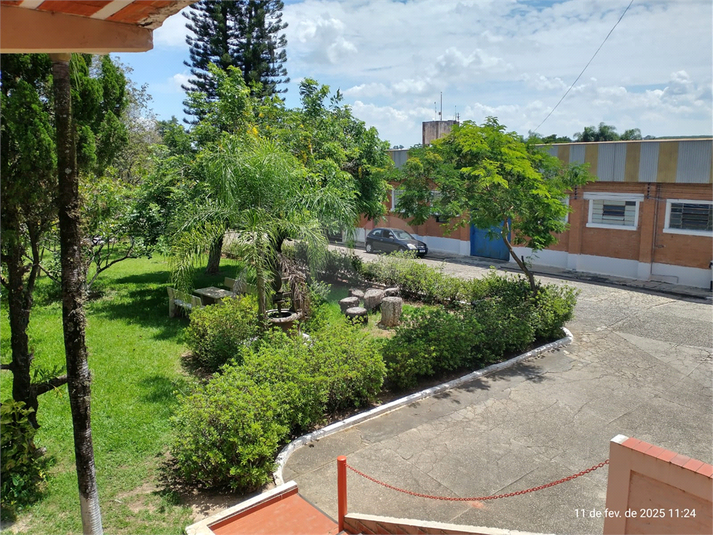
(621, 128, 642, 140)
(396, 118, 594, 293)
(2, 56, 130, 529)
(182, 0, 289, 117)
(171, 134, 355, 323)
(265, 78, 392, 225)
(573, 122, 620, 142)
(527, 131, 572, 144)
(0, 54, 64, 428)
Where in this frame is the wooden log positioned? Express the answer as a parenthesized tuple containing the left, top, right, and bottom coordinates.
(345, 307, 368, 325)
(363, 289, 385, 311)
(349, 288, 365, 300)
(339, 296, 360, 313)
(380, 297, 403, 327)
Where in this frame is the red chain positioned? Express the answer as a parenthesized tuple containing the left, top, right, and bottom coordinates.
(346, 459, 609, 502)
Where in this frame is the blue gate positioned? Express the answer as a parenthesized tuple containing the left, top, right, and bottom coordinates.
(470, 224, 510, 260)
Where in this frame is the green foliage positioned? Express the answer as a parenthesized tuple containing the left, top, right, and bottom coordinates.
(368, 265, 578, 389)
(382, 307, 482, 389)
(185, 296, 260, 372)
(361, 253, 465, 305)
(319, 248, 364, 283)
(308, 325, 386, 412)
(268, 79, 392, 222)
(171, 326, 385, 490)
(171, 369, 287, 491)
(396, 118, 594, 290)
(531, 284, 578, 340)
(182, 0, 289, 107)
(1, 400, 46, 519)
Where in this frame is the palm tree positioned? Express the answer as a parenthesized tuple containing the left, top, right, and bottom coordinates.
(171, 134, 356, 323)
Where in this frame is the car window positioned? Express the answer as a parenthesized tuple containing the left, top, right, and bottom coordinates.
(384, 231, 394, 239)
(393, 230, 414, 240)
(369, 230, 381, 238)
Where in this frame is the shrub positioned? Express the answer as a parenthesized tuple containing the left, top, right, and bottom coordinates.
(171, 326, 387, 489)
(319, 249, 363, 282)
(184, 295, 259, 372)
(171, 369, 287, 492)
(240, 332, 327, 433)
(363, 253, 465, 304)
(307, 325, 386, 411)
(382, 307, 484, 389)
(469, 298, 535, 362)
(1, 400, 46, 520)
(531, 284, 578, 340)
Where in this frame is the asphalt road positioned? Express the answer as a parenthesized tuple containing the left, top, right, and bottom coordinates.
(284, 248, 712, 534)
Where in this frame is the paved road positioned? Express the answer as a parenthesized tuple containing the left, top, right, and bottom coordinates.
(284, 250, 712, 534)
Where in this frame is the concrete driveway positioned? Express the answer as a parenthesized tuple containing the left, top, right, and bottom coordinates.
(283, 251, 712, 534)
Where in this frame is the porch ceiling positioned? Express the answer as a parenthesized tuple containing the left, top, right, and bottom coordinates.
(0, 0, 195, 53)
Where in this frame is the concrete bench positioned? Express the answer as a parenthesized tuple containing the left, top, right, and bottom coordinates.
(168, 287, 203, 317)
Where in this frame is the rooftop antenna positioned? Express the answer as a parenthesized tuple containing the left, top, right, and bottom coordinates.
(434, 101, 437, 120)
(439, 92, 443, 120)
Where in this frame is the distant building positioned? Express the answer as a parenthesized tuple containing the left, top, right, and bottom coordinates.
(360, 134, 713, 290)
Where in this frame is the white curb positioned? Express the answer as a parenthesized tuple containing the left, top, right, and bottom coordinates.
(273, 327, 573, 485)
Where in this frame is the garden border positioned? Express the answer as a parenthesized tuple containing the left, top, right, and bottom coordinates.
(273, 327, 573, 485)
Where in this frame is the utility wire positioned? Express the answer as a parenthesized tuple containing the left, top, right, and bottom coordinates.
(534, 0, 635, 133)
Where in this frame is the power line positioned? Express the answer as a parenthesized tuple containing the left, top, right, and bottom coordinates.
(534, 0, 635, 133)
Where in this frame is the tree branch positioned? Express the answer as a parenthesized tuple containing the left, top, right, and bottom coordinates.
(36, 262, 61, 284)
(86, 239, 135, 289)
(32, 374, 68, 397)
(1, 363, 13, 371)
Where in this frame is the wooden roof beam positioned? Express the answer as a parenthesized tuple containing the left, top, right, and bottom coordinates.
(0, 5, 153, 53)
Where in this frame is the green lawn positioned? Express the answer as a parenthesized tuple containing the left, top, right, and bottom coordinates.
(1, 256, 243, 535)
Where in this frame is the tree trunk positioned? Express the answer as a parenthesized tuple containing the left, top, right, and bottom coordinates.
(52, 54, 104, 535)
(502, 221, 538, 295)
(205, 234, 224, 274)
(3, 205, 68, 427)
(4, 206, 36, 425)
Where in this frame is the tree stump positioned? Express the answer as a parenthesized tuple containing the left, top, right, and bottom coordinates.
(349, 288, 365, 301)
(384, 287, 400, 297)
(380, 297, 403, 327)
(363, 288, 385, 312)
(339, 296, 360, 314)
(345, 307, 368, 325)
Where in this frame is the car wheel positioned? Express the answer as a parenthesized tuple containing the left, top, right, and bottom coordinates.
(366, 242, 373, 253)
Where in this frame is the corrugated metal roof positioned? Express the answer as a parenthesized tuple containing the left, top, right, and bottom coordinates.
(676, 139, 712, 184)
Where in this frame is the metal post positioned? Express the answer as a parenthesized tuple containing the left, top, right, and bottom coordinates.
(337, 456, 347, 532)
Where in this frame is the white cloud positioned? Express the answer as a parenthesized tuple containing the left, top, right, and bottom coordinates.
(122, 0, 713, 145)
(154, 7, 191, 48)
(294, 15, 357, 64)
(170, 72, 191, 92)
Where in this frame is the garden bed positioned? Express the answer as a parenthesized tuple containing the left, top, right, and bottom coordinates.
(170, 251, 579, 497)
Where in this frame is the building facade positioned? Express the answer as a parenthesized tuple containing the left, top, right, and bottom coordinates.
(359, 137, 713, 290)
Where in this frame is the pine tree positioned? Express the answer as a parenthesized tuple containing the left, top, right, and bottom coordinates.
(182, 0, 289, 115)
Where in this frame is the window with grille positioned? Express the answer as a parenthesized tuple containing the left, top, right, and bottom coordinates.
(665, 200, 713, 236)
(590, 200, 637, 227)
(391, 188, 405, 212)
(584, 193, 642, 230)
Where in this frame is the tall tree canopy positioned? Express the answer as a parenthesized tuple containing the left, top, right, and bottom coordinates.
(183, 0, 288, 118)
(573, 122, 643, 142)
(396, 118, 594, 293)
(1, 53, 130, 428)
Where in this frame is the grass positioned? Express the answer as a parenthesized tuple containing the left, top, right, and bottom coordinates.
(1, 255, 243, 535)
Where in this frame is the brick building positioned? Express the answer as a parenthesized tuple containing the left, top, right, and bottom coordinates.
(358, 136, 713, 290)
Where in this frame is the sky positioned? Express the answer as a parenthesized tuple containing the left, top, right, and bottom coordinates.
(114, 0, 712, 148)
